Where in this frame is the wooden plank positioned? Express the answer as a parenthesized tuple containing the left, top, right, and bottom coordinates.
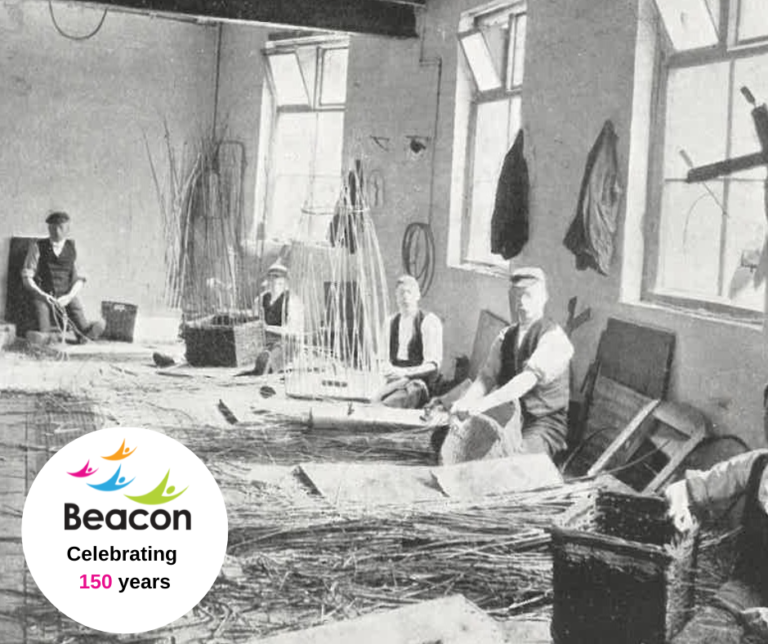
(597, 318, 675, 399)
(498, 619, 551, 643)
(250, 594, 504, 644)
(225, 392, 430, 431)
(74, 0, 419, 38)
(687, 151, 765, 182)
(432, 454, 563, 500)
(297, 461, 443, 506)
(470, 310, 509, 380)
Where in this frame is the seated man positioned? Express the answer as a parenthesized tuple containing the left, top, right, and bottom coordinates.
(449, 267, 573, 460)
(666, 450, 768, 644)
(21, 211, 104, 344)
(373, 274, 443, 409)
(252, 259, 302, 375)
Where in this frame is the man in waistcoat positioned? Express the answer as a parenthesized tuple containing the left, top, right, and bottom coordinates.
(666, 450, 768, 643)
(252, 259, 302, 375)
(373, 274, 443, 409)
(21, 211, 104, 344)
(449, 266, 573, 459)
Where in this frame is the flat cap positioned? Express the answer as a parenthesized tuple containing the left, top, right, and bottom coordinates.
(45, 211, 70, 225)
(510, 266, 546, 288)
(266, 259, 288, 276)
(396, 274, 420, 292)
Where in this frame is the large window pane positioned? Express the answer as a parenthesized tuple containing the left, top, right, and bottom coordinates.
(268, 113, 317, 239)
(658, 181, 723, 296)
(312, 111, 345, 209)
(738, 0, 768, 42)
(267, 53, 310, 106)
(320, 48, 348, 105)
(664, 63, 729, 178)
(466, 97, 520, 265)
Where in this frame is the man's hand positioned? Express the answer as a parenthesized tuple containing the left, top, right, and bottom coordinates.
(385, 366, 407, 382)
(450, 397, 481, 421)
(664, 480, 694, 532)
(742, 607, 768, 639)
(56, 294, 73, 308)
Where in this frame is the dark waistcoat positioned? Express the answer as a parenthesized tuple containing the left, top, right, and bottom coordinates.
(498, 317, 570, 418)
(389, 311, 425, 368)
(733, 453, 768, 601)
(262, 291, 288, 326)
(36, 239, 76, 297)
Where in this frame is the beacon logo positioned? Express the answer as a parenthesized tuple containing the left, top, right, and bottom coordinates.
(23, 426, 228, 634)
(66, 438, 188, 504)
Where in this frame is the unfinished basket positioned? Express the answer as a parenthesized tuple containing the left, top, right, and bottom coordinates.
(550, 490, 698, 644)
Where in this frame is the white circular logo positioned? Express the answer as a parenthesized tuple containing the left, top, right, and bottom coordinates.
(22, 427, 228, 634)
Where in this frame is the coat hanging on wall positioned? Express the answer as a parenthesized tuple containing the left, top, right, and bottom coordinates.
(563, 120, 623, 275)
(491, 129, 529, 260)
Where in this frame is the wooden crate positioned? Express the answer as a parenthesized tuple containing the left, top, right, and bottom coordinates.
(550, 490, 698, 644)
(183, 316, 263, 367)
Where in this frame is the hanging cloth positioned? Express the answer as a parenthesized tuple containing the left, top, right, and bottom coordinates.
(563, 120, 623, 275)
(491, 130, 529, 260)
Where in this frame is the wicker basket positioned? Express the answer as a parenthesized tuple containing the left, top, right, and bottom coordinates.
(101, 301, 138, 342)
(550, 490, 698, 644)
(183, 316, 263, 367)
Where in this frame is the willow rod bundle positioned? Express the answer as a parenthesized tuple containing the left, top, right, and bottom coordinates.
(146, 124, 252, 316)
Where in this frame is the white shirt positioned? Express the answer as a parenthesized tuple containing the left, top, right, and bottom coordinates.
(480, 322, 573, 387)
(685, 449, 768, 516)
(384, 311, 443, 369)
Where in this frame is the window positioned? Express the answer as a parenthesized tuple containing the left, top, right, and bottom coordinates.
(256, 37, 348, 243)
(646, 0, 768, 318)
(452, 2, 526, 270)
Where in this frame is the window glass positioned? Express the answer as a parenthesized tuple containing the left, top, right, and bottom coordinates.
(460, 31, 502, 92)
(663, 63, 729, 178)
(267, 53, 310, 106)
(738, 0, 768, 42)
(510, 13, 526, 87)
(320, 48, 348, 105)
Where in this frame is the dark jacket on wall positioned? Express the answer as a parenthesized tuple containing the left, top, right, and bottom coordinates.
(563, 120, 623, 275)
(490, 130, 529, 260)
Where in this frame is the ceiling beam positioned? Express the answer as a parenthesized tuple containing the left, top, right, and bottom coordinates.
(72, 0, 420, 38)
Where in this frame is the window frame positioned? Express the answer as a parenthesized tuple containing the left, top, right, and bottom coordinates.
(643, 0, 768, 322)
(259, 37, 349, 244)
(458, 2, 526, 271)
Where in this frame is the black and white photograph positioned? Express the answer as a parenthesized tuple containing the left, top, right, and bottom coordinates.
(2, 0, 768, 642)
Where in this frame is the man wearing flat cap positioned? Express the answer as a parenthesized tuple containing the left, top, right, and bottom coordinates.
(251, 259, 303, 375)
(373, 274, 444, 409)
(450, 266, 573, 459)
(21, 211, 104, 343)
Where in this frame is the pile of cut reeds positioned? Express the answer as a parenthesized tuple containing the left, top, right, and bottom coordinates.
(166, 414, 435, 466)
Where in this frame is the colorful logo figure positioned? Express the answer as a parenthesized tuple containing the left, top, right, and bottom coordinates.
(126, 470, 188, 505)
(67, 439, 188, 504)
(87, 464, 135, 491)
(102, 439, 137, 461)
(67, 460, 98, 478)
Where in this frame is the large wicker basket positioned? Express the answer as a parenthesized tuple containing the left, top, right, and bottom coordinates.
(550, 490, 698, 644)
(183, 315, 263, 367)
